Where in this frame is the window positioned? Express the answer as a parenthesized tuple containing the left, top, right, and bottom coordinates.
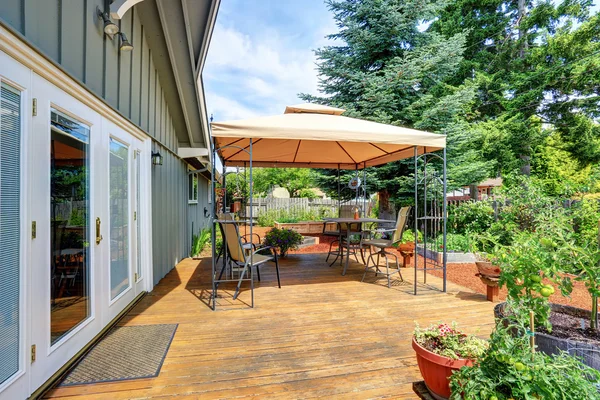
(109, 138, 129, 300)
(188, 173, 198, 204)
(0, 82, 21, 384)
(50, 109, 91, 342)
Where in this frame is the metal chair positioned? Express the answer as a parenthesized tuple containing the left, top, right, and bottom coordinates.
(361, 206, 411, 288)
(216, 213, 261, 267)
(217, 219, 280, 300)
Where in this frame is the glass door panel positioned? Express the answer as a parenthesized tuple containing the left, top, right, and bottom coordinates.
(109, 138, 129, 299)
(50, 109, 90, 345)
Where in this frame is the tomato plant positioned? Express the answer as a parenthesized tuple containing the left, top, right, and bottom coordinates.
(449, 316, 600, 399)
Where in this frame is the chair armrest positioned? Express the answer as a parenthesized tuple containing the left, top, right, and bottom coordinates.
(240, 233, 262, 243)
(252, 245, 278, 259)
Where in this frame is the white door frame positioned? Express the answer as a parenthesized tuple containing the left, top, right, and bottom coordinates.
(0, 49, 31, 400)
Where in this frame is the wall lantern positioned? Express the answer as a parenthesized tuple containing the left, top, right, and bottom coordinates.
(151, 151, 163, 166)
(118, 32, 134, 52)
(96, 8, 119, 36)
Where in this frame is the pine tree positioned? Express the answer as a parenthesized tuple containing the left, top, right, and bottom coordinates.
(435, 0, 600, 176)
(300, 0, 489, 210)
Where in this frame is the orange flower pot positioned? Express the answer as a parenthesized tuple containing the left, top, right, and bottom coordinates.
(412, 337, 475, 400)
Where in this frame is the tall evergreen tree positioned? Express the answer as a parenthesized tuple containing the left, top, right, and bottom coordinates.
(301, 0, 488, 211)
(434, 0, 600, 175)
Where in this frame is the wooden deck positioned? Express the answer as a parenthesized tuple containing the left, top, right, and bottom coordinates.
(45, 254, 496, 399)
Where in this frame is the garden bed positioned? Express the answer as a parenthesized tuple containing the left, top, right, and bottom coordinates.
(274, 221, 336, 234)
(416, 245, 476, 264)
(495, 302, 600, 371)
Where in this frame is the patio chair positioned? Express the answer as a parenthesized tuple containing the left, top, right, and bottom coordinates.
(216, 213, 262, 265)
(217, 219, 280, 300)
(361, 206, 411, 288)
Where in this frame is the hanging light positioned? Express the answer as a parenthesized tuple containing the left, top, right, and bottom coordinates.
(118, 32, 134, 52)
(96, 8, 119, 36)
(151, 151, 163, 166)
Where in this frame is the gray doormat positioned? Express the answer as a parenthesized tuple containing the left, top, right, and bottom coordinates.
(60, 324, 178, 386)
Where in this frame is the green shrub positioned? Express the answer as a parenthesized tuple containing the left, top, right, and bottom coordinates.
(263, 228, 303, 256)
(444, 233, 471, 252)
(448, 201, 495, 235)
(257, 210, 278, 227)
(191, 227, 211, 257)
(400, 229, 423, 244)
(256, 207, 336, 227)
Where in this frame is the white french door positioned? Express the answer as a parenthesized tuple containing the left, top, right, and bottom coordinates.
(27, 77, 150, 391)
(104, 122, 144, 318)
(29, 74, 106, 389)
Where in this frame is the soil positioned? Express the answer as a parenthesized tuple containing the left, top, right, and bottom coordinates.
(539, 311, 600, 344)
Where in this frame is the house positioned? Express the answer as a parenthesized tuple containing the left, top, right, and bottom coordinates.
(447, 177, 503, 203)
(0, 0, 219, 398)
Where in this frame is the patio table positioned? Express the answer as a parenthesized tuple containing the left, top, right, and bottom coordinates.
(323, 218, 392, 276)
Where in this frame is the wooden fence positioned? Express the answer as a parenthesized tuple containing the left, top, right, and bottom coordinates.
(245, 197, 339, 220)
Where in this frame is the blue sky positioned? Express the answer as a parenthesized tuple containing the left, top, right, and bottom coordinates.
(204, 1, 600, 123)
(204, 0, 336, 122)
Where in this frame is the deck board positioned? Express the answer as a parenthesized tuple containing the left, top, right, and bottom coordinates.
(45, 253, 495, 399)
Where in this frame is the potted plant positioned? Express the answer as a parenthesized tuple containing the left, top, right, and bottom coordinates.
(450, 317, 600, 399)
(413, 322, 488, 399)
(263, 227, 303, 257)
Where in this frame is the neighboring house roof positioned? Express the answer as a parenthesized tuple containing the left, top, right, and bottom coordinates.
(478, 177, 503, 187)
(113, 0, 220, 153)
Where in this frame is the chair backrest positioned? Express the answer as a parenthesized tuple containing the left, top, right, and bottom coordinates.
(218, 220, 246, 263)
(392, 206, 411, 243)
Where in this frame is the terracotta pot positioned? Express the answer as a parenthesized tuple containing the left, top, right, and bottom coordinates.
(475, 261, 501, 278)
(412, 337, 475, 400)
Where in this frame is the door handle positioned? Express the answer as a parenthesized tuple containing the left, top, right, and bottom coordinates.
(96, 217, 103, 245)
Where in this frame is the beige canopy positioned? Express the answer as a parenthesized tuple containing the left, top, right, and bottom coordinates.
(210, 104, 446, 169)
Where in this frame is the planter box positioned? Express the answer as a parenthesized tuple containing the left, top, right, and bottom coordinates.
(274, 221, 336, 234)
(417, 245, 476, 264)
(495, 302, 600, 371)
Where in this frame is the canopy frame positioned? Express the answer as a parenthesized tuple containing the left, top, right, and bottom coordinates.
(209, 106, 448, 309)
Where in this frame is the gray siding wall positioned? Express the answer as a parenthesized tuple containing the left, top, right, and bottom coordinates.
(0, 0, 177, 154)
(152, 148, 210, 285)
(0, 1, 208, 285)
(188, 173, 211, 234)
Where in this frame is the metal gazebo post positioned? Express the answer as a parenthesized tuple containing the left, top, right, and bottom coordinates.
(337, 164, 341, 217)
(210, 135, 217, 310)
(442, 147, 447, 293)
(363, 162, 367, 217)
(414, 146, 418, 295)
(249, 138, 254, 308)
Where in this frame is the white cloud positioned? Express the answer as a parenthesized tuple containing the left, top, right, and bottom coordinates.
(204, 19, 333, 122)
(207, 93, 261, 122)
